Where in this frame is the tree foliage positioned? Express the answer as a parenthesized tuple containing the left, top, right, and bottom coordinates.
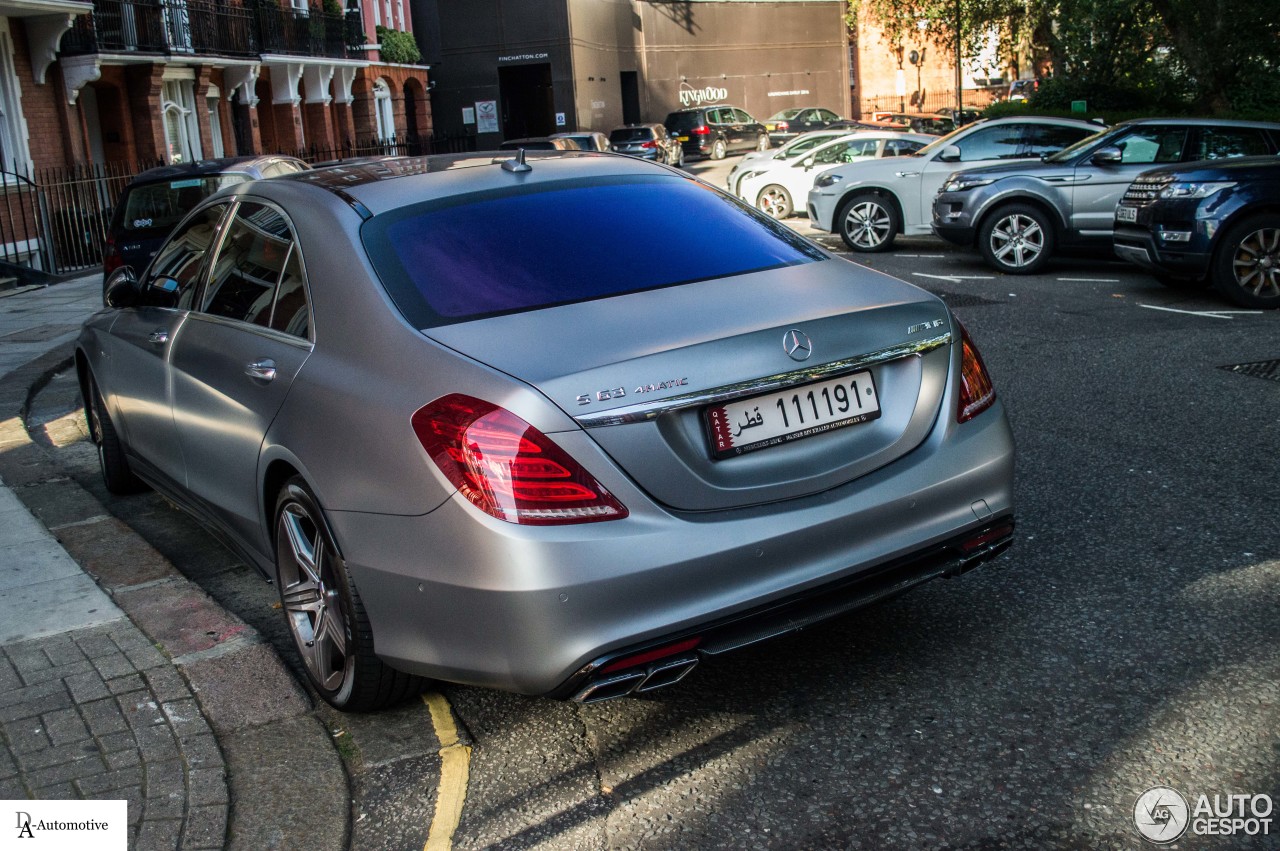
(850, 0, 1280, 115)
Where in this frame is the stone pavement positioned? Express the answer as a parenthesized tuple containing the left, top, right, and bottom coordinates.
(0, 276, 347, 850)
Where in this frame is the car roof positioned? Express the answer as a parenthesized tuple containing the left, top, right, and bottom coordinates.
(274, 152, 678, 218)
(1111, 117, 1280, 129)
(128, 155, 305, 185)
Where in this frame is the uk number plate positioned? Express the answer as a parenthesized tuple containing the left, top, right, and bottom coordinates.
(705, 370, 881, 459)
(1116, 205, 1138, 223)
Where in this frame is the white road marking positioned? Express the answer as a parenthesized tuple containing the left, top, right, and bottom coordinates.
(912, 273, 996, 283)
(897, 254, 946, 258)
(1138, 304, 1264, 319)
(1057, 277, 1120, 282)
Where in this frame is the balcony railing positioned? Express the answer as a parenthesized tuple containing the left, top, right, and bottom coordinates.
(61, 0, 356, 61)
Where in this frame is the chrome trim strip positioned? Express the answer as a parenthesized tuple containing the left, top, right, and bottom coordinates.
(574, 332, 951, 428)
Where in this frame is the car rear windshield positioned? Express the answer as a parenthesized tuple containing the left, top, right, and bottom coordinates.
(362, 176, 825, 327)
(664, 112, 703, 132)
(120, 175, 248, 232)
(610, 128, 655, 143)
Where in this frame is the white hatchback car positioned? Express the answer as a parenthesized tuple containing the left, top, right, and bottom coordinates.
(736, 131, 931, 219)
(726, 129, 865, 196)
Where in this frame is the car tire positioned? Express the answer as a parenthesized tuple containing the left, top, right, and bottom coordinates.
(756, 184, 793, 219)
(84, 372, 146, 495)
(274, 477, 424, 712)
(756, 134, 770, 152)
(979, 204, 1054, 274)
(838, 192, 899, 252)
(1211, 214, 1280, 308)
(711, 138, 727, 160)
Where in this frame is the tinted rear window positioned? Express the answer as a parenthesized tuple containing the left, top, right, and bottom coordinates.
(120, 175, 248, 232)
(665, 112, 703, 132)
(363, 176, 824, 327)
(610, 128, 655, 143)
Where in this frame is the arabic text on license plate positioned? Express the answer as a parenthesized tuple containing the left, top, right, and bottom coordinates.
(705, 371, 881, 459)
(1116, 205, 1138, 223)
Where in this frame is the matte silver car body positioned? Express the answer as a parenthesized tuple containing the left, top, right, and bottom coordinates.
(77, 152, 1015, 707)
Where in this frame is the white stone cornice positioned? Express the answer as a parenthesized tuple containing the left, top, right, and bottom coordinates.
(302, 64, 334, 105)
(333, 65, 357, 105)
(26, 13, 76, 84)
(223, 63, 260, 106)
(60, 53, 100, 105)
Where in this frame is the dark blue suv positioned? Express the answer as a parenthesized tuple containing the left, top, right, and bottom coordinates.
(1113, 155, 1280, 308)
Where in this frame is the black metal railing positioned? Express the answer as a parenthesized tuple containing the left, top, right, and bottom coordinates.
(62, 0, 360, 61)
(279, 132, 478, 164)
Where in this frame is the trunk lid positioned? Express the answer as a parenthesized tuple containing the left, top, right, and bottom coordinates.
(425, 258, 953, 511)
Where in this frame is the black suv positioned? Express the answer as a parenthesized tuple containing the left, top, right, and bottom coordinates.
(1113, 155, 1280, 308)
(104, 155, 308, 281)
(664, 106, 769, 160)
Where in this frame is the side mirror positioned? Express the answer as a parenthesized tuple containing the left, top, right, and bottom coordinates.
(802, 156, 816, 170)
(146, 275, 182, 309)
(937, 145, 962, 162)
(1092, 145, 1123, 165)
(103, 267, 141, 309)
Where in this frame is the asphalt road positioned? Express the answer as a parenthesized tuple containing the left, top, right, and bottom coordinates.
(30, 154, 1280, 849)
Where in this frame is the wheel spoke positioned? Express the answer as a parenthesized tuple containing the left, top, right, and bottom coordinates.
(281, 507, 321, 586)
(281, 583, 322, 613)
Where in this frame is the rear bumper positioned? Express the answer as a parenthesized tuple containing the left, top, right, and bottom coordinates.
(329, 401, 1016, 697)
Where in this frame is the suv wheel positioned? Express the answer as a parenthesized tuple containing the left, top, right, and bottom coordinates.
(838, 192, 898, 252)
(711, 138, 727, 160)
(1213, 214, 1280, 308)
(979, 204, 1054, 274)
(756, 185, 792, 219)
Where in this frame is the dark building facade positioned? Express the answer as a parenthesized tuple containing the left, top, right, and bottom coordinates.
(431, 0, 848, 145)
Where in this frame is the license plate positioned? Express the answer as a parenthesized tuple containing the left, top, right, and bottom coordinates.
(705, 371, 881, 459)
(678, 135, 689, 142)
(1116, 205, 1138, 223)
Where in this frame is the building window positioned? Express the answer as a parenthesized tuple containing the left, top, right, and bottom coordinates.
(395, 0, 403, 29)
(372, 0, 380, 27)
(207, 84, 225, 158)
(0, 19, 32, 174)
(162, 79, 202, 163)
(373, 78, 394, 140)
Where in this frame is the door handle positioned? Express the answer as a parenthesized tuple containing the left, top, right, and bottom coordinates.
(148, 330, 169, 345)
(895, 171, 920, 178)
(245, 359, 277, 382)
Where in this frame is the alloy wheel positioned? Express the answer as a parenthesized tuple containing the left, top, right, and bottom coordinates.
(756, 185, 792, 219)
(845, 200, 892, 249)
(277, 502, 351, 693)
(1230, 226, 1280, 299)
(989, 213, 1045, 269)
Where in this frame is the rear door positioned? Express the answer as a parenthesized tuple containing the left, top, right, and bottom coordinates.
(106, 202, 230, 485)
(168, 200, 313, 551)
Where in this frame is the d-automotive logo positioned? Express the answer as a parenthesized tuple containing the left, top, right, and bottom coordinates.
(6, 800, 127, 849)
(1134, 786, 1273, 843)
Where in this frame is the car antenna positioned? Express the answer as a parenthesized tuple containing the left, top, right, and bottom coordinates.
(502, 149, 532, 173)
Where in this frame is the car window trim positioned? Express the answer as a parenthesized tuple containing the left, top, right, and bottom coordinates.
(195, 196, 316, 343)
(181, 310, 315, 351)
(141, 200, 235, 314)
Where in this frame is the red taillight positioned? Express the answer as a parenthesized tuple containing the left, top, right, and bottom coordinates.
(639, 140, 657, 149)
(102, 235, 122, 275)
(692, 126, 710, 135)
(412, 394, 628, 525)
(776, 121, 789, 131)
(957, 323, 996, 423)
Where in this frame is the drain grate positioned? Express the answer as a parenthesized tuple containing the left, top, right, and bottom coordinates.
(928, 289, 1002, 308)
(1220, 359, 1280, 383)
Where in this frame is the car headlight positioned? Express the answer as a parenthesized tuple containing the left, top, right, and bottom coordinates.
(813, 172, 844, 188)
(941, 175, 997, 193)
(1158, 181, 1236, 199)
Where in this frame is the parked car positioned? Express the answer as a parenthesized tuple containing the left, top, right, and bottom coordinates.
(934, 107, 983, 126)
(808, 116, 1100, 252)
(876, 113, 956, 136)
(932, 119, 1280, 274)
(550, 131, 611, 152)
(665, 106, 769, 160)
(103, 155, 310, 284)
(764, 107, 844, 144)
(736, 131, 931, 219)
(727, 128, 874, 196)
(1007, 79, 1040, 102)
(81, 151, 1015, 710)
(1113, 154, 1280, 307)
(499, 137, 582, 151)
(608, 124, 683, 166)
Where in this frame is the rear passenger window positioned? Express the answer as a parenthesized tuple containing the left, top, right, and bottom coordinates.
(1115, 127, 1188, 164)
(956, 125, 1026, 161)
(1025, 124, 1093, 157)
(1198, 128, 1272, 159)
(201, 202, 309, 338)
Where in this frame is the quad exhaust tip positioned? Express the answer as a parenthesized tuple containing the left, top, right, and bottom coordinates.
(572, 654, 699, 703)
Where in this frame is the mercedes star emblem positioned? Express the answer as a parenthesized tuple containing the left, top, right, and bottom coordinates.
(784, 329, 813, 361)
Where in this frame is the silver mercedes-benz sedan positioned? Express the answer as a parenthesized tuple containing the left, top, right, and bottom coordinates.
(78, 151, 1015, 711)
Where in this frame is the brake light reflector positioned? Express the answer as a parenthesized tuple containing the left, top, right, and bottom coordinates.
(956, 323, 996, 423)
(640, 140, 657, 149)
(599, 637, 702, 674)
(692, 126, 710, 135)
(412, 394, 628, 525)
(102, 235, 122, 276)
